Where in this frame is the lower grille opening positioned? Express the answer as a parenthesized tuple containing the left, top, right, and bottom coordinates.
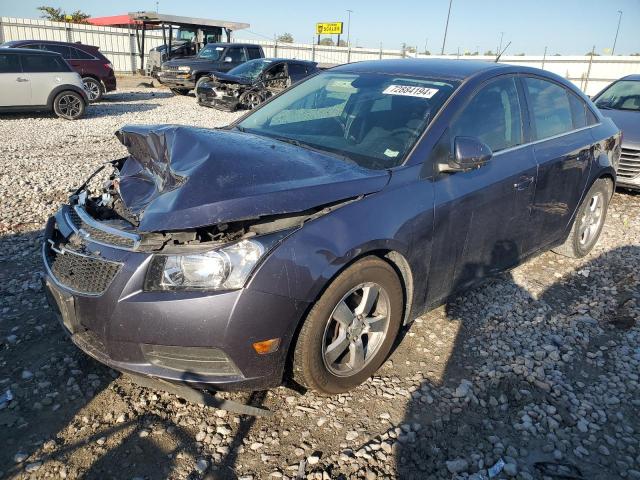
(45, 240, 121, 295)
(141, 344, 240, 376)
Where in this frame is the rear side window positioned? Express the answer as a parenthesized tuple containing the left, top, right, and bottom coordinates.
(0, 54, 21, 73)
(41, 44, 71, 59)
(451, 76, 523, 152)
(247, 47, 262, 59)
(226, 47, 247, 62)
(21, 54, 69, 73)
(287, 63, 307, 79)
(19, 43, 43, 50)
(524, 77, 575, 140)
(69, 47, 94, 59)
(568, 93, 588, 129)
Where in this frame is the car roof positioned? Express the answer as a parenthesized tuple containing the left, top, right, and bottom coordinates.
(261, 58, 316, 65)
(620, 74, 640, 81)
(3, 39, 98, 50)
(205, 43, 262, 48)
(332, 58, 508, 80)
(0, 47, 63, 56)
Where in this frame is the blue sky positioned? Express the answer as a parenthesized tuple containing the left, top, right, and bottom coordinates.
(2, 0, 639, 54)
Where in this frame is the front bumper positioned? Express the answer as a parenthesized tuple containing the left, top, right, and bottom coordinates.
(617, 144, 640, 190)
(195, 84, 240, 111)
(157, 71, 196, 90)
(42, 211, 308, 390)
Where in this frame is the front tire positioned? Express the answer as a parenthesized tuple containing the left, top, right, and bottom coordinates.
(53, 91, 85, 120)
(82, 77, 103, 102)
(292, 257, 404, 394)
(552, 178, 612, 258)
(240, 91, 264, 110)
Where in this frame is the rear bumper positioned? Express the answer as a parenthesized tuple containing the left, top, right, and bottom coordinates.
(42, 214, 309, 391)
(103, 72, 117, 92)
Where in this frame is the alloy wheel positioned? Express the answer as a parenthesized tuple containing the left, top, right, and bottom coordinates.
(578, 191, 604, 247)
(321, 282, 390, 377)
(82, 78, 101, 102)
(57, 94, 83, 118)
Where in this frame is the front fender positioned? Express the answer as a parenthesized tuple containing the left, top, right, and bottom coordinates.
(247, 168, 433, 315)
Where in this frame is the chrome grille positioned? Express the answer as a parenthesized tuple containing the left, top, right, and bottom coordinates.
(67, 208, 136, 249)
(44, 240, 121, 296)
(619, 147, 640, 179)
(64, 206, 139, 250)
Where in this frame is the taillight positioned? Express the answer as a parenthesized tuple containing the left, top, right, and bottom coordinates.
(104, 63, 113, 70)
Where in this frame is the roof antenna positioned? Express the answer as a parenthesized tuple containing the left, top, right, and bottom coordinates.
(495, 41, 511, 62)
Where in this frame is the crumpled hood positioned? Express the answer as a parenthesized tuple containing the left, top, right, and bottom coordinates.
(210, 71, 253, 85)
(600, 109, 640, 146)
(114, 125, 390, 232)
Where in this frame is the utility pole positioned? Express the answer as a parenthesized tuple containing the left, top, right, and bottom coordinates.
(155, 1, 159, 12)
(497, 31, 504, 57)
(612, 10, 622, 55)
(441, 0, 453, 54)
(423, 37, 428, 54)
(346, 9, 353, 47)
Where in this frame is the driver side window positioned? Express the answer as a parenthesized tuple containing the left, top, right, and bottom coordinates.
(452, 76, 523, 152)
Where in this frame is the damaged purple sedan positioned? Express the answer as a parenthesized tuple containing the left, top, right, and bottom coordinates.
(43, 59, 619, 394)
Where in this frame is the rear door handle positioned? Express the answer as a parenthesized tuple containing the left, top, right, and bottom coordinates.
(514, 176, 534, 190)
(16, 77, 29, 82)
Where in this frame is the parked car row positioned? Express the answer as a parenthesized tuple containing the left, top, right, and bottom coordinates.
(43, 59, 622, 395)
(0, 39, 118, 119)
(155, 42, 320, 111)
(592, 74, 640, 190)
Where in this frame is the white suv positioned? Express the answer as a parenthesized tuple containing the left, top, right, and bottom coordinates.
(0, 48, 88, 119)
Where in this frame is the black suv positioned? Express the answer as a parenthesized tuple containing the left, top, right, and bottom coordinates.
(157, 43, 264, 95)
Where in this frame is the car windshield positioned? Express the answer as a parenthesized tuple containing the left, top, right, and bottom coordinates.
(595, 80, 640, 112)
(228, 59, 274, 80)
(197, 44, 225, 61)
(237, 72, 459, 170)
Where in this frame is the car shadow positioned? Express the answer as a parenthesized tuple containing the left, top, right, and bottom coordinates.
(102, 90, 173, 102)
(392, 244, 639, 479)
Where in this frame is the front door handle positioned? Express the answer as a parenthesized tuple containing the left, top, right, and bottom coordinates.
(16, 77, 29, 82)
(514, 176, 534, 190)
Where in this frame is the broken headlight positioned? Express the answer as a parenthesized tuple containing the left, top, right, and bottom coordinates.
(145, 239, 265, 291)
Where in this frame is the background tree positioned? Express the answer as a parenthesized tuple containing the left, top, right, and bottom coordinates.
(484, 50, 495, 56)
(319, 37, 335, 46)
(38, 5, 90, 23)
(275, 33, 294, 43)
(337, 39, 347, 47)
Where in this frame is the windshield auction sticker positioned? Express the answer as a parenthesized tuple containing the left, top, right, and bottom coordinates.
(383, 85, 439, 98)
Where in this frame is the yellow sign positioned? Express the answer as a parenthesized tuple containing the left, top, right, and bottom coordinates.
(316, 22, 343, 35)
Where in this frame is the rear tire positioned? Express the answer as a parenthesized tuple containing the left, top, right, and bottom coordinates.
(170, 88, 190, 96)
(292, 257, 404, 395)
(82, 77, 103, 102)
(53, 91, 85, 120)
(552, 178, 612, 258)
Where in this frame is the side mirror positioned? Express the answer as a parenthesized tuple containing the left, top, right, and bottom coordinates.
(224, 56, 233, 62)
(438, 136, 492, 173)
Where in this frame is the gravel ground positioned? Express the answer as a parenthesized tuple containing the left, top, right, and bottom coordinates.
(0, 87, 639, 480)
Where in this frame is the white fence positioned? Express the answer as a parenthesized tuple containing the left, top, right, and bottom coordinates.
(2, 17, 640, 95)
(0, 16, 166, 72)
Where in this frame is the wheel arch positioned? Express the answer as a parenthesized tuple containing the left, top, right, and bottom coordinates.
(282, 248, 415, 386)
(46, 85, 88, 108)
(81, 74, 103, 86)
